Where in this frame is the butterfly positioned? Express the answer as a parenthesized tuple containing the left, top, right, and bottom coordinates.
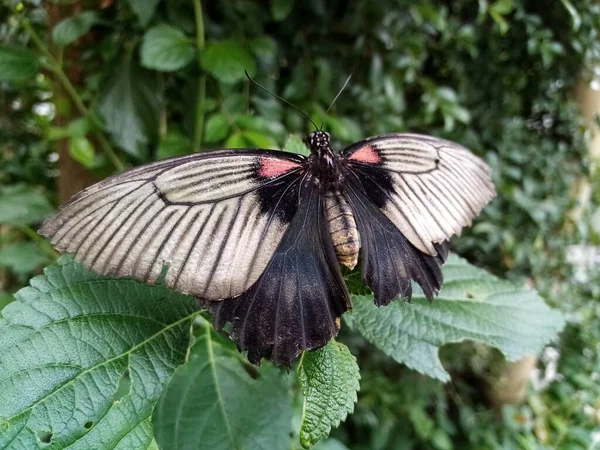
(40, 130, 495, 366)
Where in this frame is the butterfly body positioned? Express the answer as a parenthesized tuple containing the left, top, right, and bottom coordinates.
(40, 130, 495, 366)
(324, 189, 360, 270)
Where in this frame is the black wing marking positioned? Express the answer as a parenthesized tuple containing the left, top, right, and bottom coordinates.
(39, 149, 307, 300)
(344, 176, 445, 306)
(342, 133, 495, 257)
(203, 178, 350, 366)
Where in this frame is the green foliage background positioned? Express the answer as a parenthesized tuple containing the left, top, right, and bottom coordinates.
(1, 0, 600, 449)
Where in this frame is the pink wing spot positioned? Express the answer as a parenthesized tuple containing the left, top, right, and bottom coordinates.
(348, 145, 381, 164)
(258, 157, 302, 177)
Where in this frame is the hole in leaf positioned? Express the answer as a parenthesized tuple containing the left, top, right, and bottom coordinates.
(36, 430, 53, 444)
(466, 292, 474, 299)
(84, 421, 93, 429)
(113, 369, 131, 402)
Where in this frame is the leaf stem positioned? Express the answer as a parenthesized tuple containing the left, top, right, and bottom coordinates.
(297, 351, 306, 373)
(193, 0, 206, 152)
(193, 76, 206, 152)
(18, 225, 59, 260)
(22, 20, 125, 172)
(193, 0, 205, 50)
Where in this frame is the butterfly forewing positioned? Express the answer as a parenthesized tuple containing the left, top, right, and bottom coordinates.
(342, 133, 496, 256)
(40, 149, 307, 300)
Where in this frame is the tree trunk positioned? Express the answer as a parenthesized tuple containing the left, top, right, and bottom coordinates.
(45, 1, 98, 203)
(576, 80, 600, 170)
(489, 355, 538, 407)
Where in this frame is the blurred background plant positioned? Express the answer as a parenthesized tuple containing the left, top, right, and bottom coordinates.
(1, 0, 599, 448)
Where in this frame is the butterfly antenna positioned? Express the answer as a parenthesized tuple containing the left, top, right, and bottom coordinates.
(245, 70, 319, 131)
(320, 73, 353, 130)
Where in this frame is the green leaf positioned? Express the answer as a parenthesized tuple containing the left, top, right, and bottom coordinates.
(224, 130, 277, 149)
(324, 117, 363, 143)
(345, 254, 565, 382)
(313, 439, 349, 450)
(157, 128, 191, 159)
(283, 134, 310, 156)
(98, 51, 162, 159)
(0, 293, 13, 311)
(242, 130, 278, 149)
(68, 117, 91, 137)
(141, 24, 195, 72)
(225, 132, 246, 148)
(153, 322, 293, 450)
(450, 105, 471, 124)
(0, 46, 40, 82)
(271, 0, 294, 21)
(0, 242, 51, 275)
(52, 11, 99, 47)
(489, 0, 514, 34)
(47, 118, 91, 141)
(490, 0, 514, 14)
(204, 113, 230, 143)
(0, 184, 53, 226)
(200, 40, 256, 83)
(297, 341, 360, 449)
(127, 0, 161, 28)
(560, 0, 581, 31)
(0, 258, 198, 448)
(69, 136, 96, 168)
(250, 36, 278, 61)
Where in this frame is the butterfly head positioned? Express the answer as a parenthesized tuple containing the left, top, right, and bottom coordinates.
(308, 131, 331, 154)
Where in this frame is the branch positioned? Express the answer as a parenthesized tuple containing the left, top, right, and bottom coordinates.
(22, 20, 125, 172)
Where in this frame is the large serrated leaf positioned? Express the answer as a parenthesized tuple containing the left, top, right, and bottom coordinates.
(0, 259, 198, 449)
(153, 322, 293, 450)
(297, 341, 360, 449)
(345, 254, 565, 382)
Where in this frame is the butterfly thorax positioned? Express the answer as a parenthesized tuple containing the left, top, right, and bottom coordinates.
(307, 130, 339, 184)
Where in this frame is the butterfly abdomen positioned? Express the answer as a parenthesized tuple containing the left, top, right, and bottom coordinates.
(325, 190, 360, 270)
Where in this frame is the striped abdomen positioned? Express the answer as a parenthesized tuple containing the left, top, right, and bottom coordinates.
(325, 190, 360, 270)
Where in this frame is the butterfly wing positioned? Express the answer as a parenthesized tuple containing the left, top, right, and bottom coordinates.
(344, 177, 445, 306)
(341, 133, 495, 256)
(341, 133, 495, 304)
(204, 177, 350, 366)
(40, 149, 307, 300)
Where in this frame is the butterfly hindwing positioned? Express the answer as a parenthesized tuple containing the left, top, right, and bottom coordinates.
(344, 178, 444, 306)
(204, 178, 350, 366)
(39, 149, 306, 300)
